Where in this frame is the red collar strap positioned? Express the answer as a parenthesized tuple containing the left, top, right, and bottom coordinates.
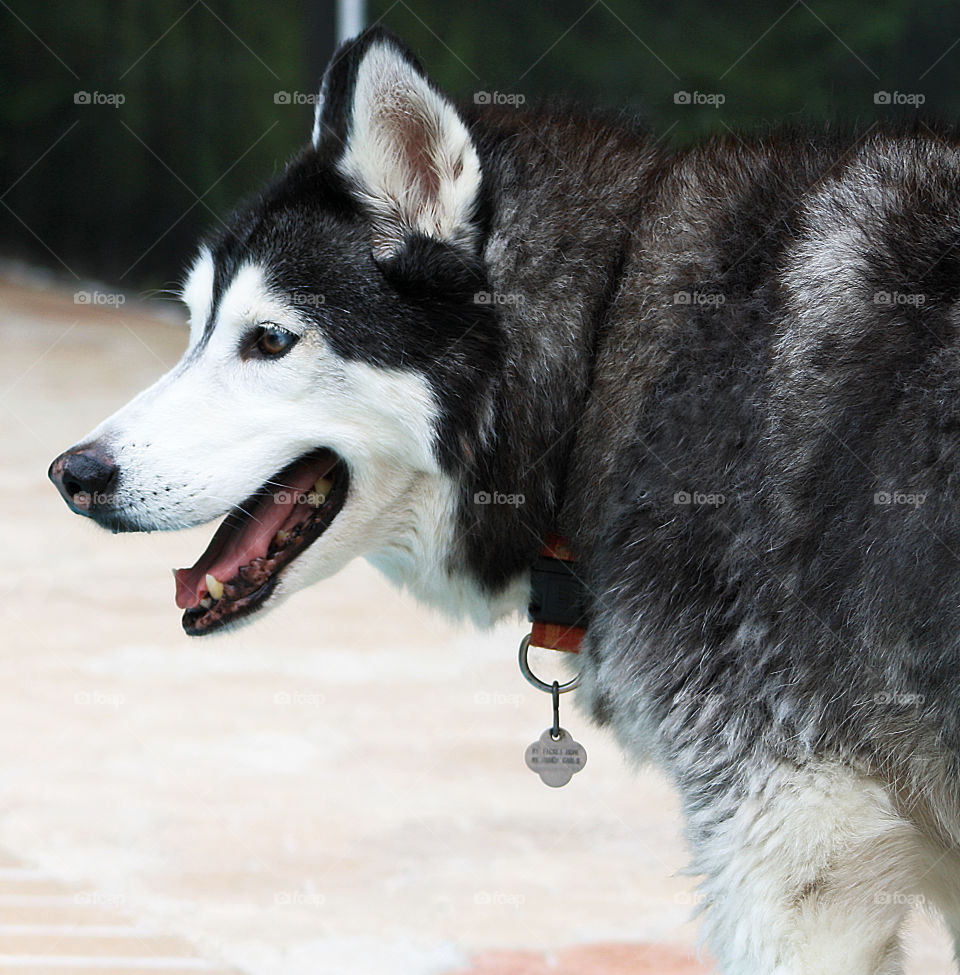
(527, 532, 587, 653)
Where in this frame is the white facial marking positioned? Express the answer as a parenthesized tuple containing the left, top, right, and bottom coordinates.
(69, 257, 520, 629)
(181, 247, 215, 346)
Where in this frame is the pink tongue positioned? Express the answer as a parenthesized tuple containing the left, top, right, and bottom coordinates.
(174, 464, 326, 610)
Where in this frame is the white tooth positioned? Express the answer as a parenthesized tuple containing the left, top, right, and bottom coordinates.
(199, 597, 213, 609)
(205, 573, 224, 600)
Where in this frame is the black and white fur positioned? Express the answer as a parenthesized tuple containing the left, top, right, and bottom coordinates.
(52, 28, 960, 974)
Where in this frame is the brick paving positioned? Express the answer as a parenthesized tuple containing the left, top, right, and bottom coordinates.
(444, 943, 710, 974)
(0, 856, 236, 974)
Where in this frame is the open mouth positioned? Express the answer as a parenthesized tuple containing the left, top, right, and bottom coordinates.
(174, 449, 348, 635)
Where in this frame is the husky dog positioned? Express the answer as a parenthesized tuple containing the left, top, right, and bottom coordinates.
(50, 26, 960, 974)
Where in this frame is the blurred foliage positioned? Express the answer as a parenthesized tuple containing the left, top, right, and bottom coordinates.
(373, 0, 960, 131)
(3, 0, 960, 289)
(0, 0, 315, 289)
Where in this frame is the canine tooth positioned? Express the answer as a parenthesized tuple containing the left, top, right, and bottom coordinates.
(205, 573, 224, 600)
(199, 597, 213, 609)
(309, 476, 334, 507)
(274, 530, 290, 545)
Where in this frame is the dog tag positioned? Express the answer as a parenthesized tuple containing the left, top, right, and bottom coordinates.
(524, 727, 587, 787)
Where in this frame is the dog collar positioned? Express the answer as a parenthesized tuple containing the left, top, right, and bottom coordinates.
(526, 532, 587, 652)
(518, 533, 590, 787)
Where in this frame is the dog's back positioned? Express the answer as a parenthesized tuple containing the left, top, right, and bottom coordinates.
(554, 123, 960, 775)
(538, 121, 960, 972)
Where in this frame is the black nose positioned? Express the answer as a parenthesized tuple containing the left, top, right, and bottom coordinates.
(49, 444, 118, 515)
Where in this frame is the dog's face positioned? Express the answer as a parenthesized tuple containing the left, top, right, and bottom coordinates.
(50, 29, 508, 634)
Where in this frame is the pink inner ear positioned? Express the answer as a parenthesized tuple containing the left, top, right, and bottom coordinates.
(382, 99, 442, 206)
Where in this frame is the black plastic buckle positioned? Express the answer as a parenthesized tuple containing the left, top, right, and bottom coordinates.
(528, 553, 588, 627)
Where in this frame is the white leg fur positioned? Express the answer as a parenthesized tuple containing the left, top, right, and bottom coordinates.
(915, 844, 960, 969)
(691, 762, 924, 974)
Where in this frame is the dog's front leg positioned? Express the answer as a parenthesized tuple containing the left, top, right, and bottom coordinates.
(684, 760, 920, 975)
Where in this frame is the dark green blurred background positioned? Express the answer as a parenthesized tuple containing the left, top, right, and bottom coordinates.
(3, 0, 960, 290)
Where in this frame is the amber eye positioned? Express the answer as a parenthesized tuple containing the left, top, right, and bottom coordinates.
(250, 325, 299, 359)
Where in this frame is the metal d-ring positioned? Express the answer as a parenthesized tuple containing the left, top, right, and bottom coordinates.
(518, 633, 581, 694)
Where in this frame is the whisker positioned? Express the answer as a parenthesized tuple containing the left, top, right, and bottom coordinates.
(261, 478, 297, 491)
(141, 287, 183, 300)
(198, 494, 267, 529)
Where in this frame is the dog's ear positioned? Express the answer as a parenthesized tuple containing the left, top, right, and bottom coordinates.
(312, 28, 482, 259)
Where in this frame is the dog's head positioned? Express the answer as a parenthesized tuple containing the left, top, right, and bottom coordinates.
(49, 29, 513, 635)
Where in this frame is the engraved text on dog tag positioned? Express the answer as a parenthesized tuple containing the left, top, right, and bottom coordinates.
(524, 727, 587, 787)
